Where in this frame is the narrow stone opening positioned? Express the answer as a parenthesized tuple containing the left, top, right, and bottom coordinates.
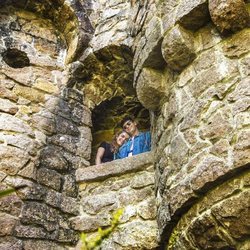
(2, 48, 30, 68)
(91, 96, 150, 164)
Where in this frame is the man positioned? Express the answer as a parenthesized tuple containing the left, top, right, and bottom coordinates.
(116, 116, 151, 159)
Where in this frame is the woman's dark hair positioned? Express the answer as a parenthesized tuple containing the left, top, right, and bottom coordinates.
(110, 130, 127, 153)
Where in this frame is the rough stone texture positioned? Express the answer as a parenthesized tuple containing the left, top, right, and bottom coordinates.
(168, 171, 250, 250)
(161, 25, 196, 72)
(209, 0, 250, 34)
(136, 67, 167, 110)
(176, 0, 210, 30)
(1, 0, 250, 249)
(0, 3, 91, 248)
(75, 154, 158, 249)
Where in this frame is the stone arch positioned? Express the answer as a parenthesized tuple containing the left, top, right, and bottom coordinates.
(68, 44, 151, 164)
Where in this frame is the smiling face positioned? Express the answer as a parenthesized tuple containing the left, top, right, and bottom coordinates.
(116, 131, 129, 146)
(122, 120, 138, 136)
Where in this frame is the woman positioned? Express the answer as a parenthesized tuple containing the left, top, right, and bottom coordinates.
(95, 131, 129, 165)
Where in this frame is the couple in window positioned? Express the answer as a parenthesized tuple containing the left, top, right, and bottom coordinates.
(95, 116, 151, 165)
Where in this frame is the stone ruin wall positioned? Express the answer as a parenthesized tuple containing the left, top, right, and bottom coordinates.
(0, 0, 249, 249)
(74, 152, 158, 249)
(0, 1, 93, 249)
(130, 0, 250, 249)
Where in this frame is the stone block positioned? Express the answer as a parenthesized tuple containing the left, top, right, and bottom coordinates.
(1, 133, 38, 156)
(227, 77, 250, 101)
(0, 145, 29, 175)
(23, 240, 65, 250)
(176, 0, 210, 30)
(45, 97, 71, 120)
(63, 88, 83, 103)
(20, 202, 58, 232)
(40, 146, 69, 171)
(169, 134, 189, 168)
(45, 190, 61, 208)
(76, 152, 153, 182)
(71, 103, 92, 127)
(0, 85, 18, 102)
(109, 221, 159, 249)
(63, 151, 90, 169)
(75, 137, 92, 160)
(17, 181, 45, 200)
(55, 115, 80, 136)
(239, 56, 250, 76)
(0, 113, 34, 136)
(161, 25, 195, 72)
(222, 29, 250, 58)
(49, 135, 77, 155)
(233, 129, 250, 168)
(190, 156, 227, 193)
(78, 126, 92, 141)
(32, 113, 56, 135)
(232, 98, 250, 116)
(209, 0, 250, 34)
(70, 214, 111, 232)
(0, 98, 18, 114)
(136, 68, 166, 111)
(188, 212, 233, 249)
(62, 174, 78, 197)
(138, 198, 157, 220)
(0, 236, 22, 250)
(119, 186, 154, 207)
(188, 61, 238, 98)
(209, 139, 231, 157)
(131, 172, 155, 189)
(3, 67, 34, 86)
(0, 190, 23, 216)
(33, 79, 59, 94)
(167, 180, 198, 216)
(14, 224, 57, 240)
(57, 228, 78, 243)
(36, 168, 62, 191)
(211, 190, 250, 240)
(120, 205, 137, 223)
(60, 195, 79, 215)
(13, 85, 45, 103)
(18, 162, 37, 180)
(199, 111, 234, 140)
(82, 192, 118, 214)
(0, 213, 17, 236)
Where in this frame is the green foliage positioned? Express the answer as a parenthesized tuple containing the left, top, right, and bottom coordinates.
(0, 185, 27, 199)
(167, 228, 181, 250)
(80, 208, 124, 250)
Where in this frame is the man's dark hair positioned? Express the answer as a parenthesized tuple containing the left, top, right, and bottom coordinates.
(120, 116, 134, 127)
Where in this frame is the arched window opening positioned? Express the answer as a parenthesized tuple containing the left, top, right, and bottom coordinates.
(2, 48, 30, 68)
(91, 96, 150, 164)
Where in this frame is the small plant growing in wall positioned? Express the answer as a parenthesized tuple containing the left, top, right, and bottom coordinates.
(0, 185, 26, 199)
(80, 208, 124, 250)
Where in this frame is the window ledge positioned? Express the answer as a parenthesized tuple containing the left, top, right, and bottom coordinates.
(76, 151, 153, 183)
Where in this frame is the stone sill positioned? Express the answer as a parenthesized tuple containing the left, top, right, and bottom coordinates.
(76, 151, 153, 183)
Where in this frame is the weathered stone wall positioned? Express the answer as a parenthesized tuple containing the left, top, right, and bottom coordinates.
(130, 0, 250, 248)
(168, 171, 250, 250)
(74, 152, 159, 250)
(0, 1, 93, 249)
(1, 0, 250, 249)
